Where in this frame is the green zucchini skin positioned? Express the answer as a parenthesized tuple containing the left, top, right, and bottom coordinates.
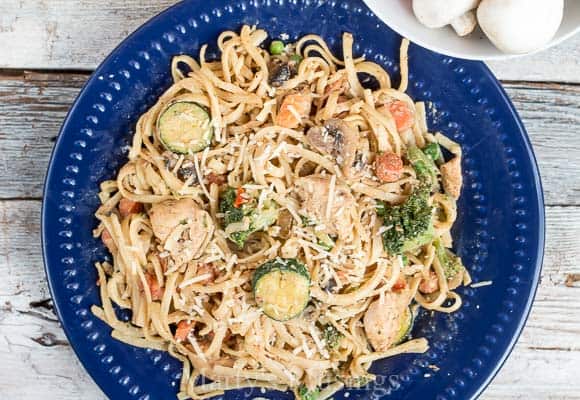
(158, 101, 213, 154)
(393, 306, 414, 345)
(252, 258, 311, 321)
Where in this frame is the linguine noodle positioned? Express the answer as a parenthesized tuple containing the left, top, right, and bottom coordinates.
(92, 25, 469, 400)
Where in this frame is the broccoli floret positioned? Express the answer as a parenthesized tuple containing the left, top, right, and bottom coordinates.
(424, 142, 442, 162)
(297, 385, 319, 400)
(219, 187, 279, 248)
(434, 239, 464, 279)
(251, 199, 279, 231)
(229, 230, 251, 248)
(407, 145, 439, 190)
(219, 187, 245, 225)
(377, 147, 435, 255)
(322, 324, 343, 350)
(377, 187, 432, 255)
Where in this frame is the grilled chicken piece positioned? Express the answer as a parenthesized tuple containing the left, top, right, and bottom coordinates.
(295, 175, 355, 239)
(440, 156, 462, 199)
(148, 198, 214, 265)
(364, 290, 412, 351)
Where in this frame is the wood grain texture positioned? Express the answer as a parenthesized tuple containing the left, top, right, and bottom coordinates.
(0, 0, 579, 82)
(1, 72, 579, 205)
(1, 200, 579, 399)
(1, 2, 579, 397)
(0, 72, 86, 198)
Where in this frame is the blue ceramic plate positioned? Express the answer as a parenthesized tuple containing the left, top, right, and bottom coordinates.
(42, 1, 545, 399)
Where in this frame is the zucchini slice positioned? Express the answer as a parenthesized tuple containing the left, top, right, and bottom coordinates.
(158, 101, 213, 154)
(394, 307, 414, 345)
(252, 258, 310, 321)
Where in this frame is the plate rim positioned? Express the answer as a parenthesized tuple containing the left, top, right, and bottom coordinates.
(41, 1, 546, 399)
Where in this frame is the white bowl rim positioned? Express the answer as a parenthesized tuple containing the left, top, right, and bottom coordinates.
(363, 0, 580, 61)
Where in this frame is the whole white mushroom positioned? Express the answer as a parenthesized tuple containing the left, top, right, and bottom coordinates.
(477, 0, 564, 54)
(413, 0, 481, 36)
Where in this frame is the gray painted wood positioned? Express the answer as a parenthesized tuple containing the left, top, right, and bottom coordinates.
(0, 1, 579, 398)
(1, 72, 578, 205)
(1, 201, 579, 399)
(0, 0, 579, 82)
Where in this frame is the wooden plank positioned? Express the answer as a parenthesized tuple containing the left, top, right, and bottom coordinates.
(1, 200, 579, 398)
(506, 82, 580, 206)
(0, 71, 86, 198)
(0, 0, 176, 71)
(0, 0, 579, 83)
(1, 72, 579, 204)
(487, 35, 580, 83)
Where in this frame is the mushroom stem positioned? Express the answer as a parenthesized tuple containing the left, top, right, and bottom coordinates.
(451, 10, 477, 37)
(412, 0, 480, 29)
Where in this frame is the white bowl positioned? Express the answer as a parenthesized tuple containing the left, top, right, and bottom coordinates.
(363, 0, 580, 60)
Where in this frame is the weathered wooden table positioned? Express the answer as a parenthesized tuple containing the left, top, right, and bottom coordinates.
(0, 1, 579, 399)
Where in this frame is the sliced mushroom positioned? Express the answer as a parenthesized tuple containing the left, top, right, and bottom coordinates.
(276, 209, 294, 239)
(149, 198, 214, 265)
(295, 175, 355, 239)
(177, 160, 197, 182)
(440, 156, 462, 199)
(268, 61, 293, 87)
(306, 119, 363, 179)
(163, 151, 198, 184)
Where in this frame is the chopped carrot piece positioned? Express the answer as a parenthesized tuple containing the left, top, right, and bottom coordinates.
(324, 77, 347, 95)
(276, 93, 312, 129)
(119, 198, 143, 218)
(175, 320, 194, 342)
(393, 276, 407, 291)
(144, 273, 164, 301)
(375, 152, 403, 183)
(233, 187, 248, 208)
(101, 229, 116, 253)
(383, 100, 415, 132)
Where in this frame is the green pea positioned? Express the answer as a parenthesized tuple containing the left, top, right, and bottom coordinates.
(290, 54, 303, 63)
(269, 40, 285, 55)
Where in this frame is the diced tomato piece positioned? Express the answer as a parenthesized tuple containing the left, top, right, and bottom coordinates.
(387, 100, 415, 131)
(174, 320, 194, 342)
(393, 276, 407, 291)
(234, 187, 248, 208)
(119, 198, 143, 217)
(101, 229, 116, 253)
(158, 255, 168, 272)
(276, 93, 312, 129)
(375, 152, 403, 183)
